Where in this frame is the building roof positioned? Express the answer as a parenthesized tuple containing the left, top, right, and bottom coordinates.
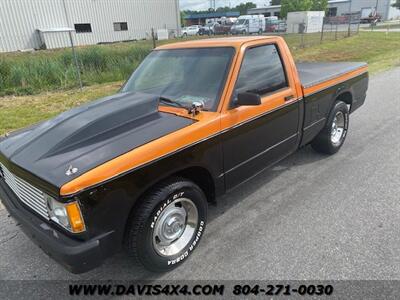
(37, 27, 75, 33)
(156, 36, 279, 50)
(185, 11, 240, 20)
(248, 0, 350, 12)
(328, 0, 350, 3)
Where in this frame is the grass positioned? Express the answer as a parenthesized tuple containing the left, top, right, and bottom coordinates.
(292, 31, 400, 74)
(0, 31, 399, 135)
(0, 36, 206, 97)
(0, 43, 150, 97)
(0, 82, 121, 135)
(360, 21, 400, 30)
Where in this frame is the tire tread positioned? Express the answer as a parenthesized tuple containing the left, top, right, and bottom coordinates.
(124, 177, 205, 271)
(311, 100, 349, 155)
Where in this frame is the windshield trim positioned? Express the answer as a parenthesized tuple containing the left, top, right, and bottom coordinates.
(121, 46, 236, 112)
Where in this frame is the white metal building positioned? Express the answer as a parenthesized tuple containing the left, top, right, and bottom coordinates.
(325, 0, 400, 19)
(248, 0, 400, 20)
(0, 0, 181, 53)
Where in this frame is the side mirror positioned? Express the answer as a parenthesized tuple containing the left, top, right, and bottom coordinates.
(235, 92, 261, 106)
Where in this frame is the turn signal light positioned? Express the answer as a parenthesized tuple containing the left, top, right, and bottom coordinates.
(66, 202, 85, 233)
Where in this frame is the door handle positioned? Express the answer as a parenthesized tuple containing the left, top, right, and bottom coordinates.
(284, 95, 294, 101)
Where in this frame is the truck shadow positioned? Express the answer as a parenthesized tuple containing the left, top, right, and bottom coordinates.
(77, 145, 328, 280)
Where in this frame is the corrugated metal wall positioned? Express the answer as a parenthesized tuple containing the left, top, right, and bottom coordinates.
(333, 0, 394, 20)
(0, 0, 180, 52)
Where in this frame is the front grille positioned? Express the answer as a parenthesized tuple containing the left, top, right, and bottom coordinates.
(0, 163, 50, 220)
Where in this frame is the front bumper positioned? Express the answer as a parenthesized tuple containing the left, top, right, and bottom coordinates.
(0, 179, 116, 274)
(230, 28, 244, 34)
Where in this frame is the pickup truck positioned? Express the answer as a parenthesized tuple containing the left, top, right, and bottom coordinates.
(0, 36, 368, 274)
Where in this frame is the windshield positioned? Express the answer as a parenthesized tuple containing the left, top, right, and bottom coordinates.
(122, 47, 234, 111)
(235, 19, 247, 25)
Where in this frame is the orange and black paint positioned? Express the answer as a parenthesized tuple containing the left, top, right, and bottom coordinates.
(0, 36, 368, 273)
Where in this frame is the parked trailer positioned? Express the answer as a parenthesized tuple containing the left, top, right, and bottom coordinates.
(286, 11, 325, 33)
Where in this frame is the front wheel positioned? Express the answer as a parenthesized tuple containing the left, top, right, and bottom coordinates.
(311, 100, 349, 155)
(124, 177, 207, 272)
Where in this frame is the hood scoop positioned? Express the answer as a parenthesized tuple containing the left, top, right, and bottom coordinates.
(0, 92, 194, 189)
(43, 93, 160, 158)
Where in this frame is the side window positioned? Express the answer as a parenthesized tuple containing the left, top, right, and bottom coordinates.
(74, 23, 92, 33)
(234, 44, 288, 98)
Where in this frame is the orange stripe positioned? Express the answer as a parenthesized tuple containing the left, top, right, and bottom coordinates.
(60, 37, 285, 196)
(60, 112, 221, 196)
(59, 38, 368, 196)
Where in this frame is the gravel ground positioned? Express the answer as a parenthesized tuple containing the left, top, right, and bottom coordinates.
(0, 67, 399, 281)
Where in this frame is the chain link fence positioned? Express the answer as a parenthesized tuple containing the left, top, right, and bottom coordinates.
(0, 26, 180, 97)
(0, 16, 362, 98)
(261, 14, 361, 49)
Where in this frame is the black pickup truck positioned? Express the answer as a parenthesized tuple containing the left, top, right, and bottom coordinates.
(0, 36, 368, 273)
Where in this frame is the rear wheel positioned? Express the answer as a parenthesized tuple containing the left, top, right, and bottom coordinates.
(124, 177, 207, 272)
(311, 100, 349, 155)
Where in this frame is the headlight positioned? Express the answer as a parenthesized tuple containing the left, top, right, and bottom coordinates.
(46, 195, 86, 233)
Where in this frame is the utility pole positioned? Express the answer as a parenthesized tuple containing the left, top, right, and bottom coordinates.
(347, 0, 352, 37)
(209, 0, 216, 10)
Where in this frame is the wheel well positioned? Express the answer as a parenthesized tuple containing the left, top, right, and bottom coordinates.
(123, 166, 216, 244)
(174, 166, 216, 203)
(132, 166, 216, 210)
(336, 92, 352, 107)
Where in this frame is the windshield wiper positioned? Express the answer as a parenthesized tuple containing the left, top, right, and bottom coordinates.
(158, 96, 207, 115)
(158, 96, 188, 111)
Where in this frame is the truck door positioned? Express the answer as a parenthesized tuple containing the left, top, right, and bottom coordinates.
(221, 43, 300, 189)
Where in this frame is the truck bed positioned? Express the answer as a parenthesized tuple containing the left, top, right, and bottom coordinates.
(297, 62, 367, 89)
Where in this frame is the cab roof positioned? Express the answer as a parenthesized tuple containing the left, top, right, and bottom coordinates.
(156, 36, 278, 50)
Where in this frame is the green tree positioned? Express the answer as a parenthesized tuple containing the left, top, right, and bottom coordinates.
(270, 0, 281, 5)
(392, 0, 400, 9)
(281, 0, 312, 18)
(280, 0, 327, 18)
(311, 0, 328, 11)
(180, 11, 187, 27)
(179, 1, 257, 22)
(235, 2, 257, 15)
(216, 6, 231, 12)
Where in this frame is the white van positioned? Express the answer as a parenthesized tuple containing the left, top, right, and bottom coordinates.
(231, 15, 265, 34)
(265, 16, 278, 22)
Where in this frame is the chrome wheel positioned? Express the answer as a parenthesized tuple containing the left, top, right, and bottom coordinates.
(152, 198, 198, 257)
(331, 111, 346, 144)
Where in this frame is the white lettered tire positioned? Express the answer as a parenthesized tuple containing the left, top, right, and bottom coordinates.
(124, 177, 207, 272)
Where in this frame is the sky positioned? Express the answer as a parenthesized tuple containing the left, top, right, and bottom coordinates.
(180, 0, 272, 11)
